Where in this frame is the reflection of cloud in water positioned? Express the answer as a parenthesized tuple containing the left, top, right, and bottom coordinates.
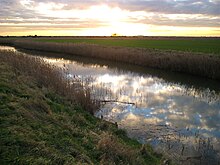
(91, 72, 220, 163)
(45, 57, 220, 139)
(43, 57, 220, 126)
(41, 54, 220, 163)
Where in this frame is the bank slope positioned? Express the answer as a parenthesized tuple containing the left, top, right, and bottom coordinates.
(0, 51, 162, 165)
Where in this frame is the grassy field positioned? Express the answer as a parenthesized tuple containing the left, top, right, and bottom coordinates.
(0, 50, 162, 164)
(37, 38, 220, 55)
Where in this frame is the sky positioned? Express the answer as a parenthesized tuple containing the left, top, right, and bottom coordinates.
(0, 0, 220, 36)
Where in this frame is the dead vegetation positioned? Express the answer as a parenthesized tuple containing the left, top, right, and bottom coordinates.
(97, 132, 159, 164)
(0, 49, 99, 114)
(11, 39, 220, 80)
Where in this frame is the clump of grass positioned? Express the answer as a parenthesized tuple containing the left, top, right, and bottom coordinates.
(0, 51, 162, 164)
(97, 132, 159, 164)
(98, 132, 134, 164)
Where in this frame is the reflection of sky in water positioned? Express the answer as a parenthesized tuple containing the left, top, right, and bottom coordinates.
(44, 57, 220, 141)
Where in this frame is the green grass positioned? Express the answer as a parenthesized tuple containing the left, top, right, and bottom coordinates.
(0, 59, 162, 164)
(37, 38, 220, 55)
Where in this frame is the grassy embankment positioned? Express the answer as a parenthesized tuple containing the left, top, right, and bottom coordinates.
(0, 50, 162, 164)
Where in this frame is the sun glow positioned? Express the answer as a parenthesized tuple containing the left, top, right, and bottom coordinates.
(30, 3, 149, 36)
(34, 4, 142, 21)
(0, 1, 219, 36)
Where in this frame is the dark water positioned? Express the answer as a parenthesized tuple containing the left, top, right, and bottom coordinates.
(1, 45, 220, 164)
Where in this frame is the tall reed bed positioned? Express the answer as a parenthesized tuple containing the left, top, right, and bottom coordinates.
(12, 40, 220, 80)
(0, 50, 99, 114)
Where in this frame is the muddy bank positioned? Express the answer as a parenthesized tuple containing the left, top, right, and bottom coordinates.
(1, 39, 220, 80)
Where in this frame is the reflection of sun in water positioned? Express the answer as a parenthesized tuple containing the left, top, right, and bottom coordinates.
(44, 58, 74, 68)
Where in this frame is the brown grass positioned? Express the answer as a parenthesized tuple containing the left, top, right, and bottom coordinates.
(10, 39, 220, 80)
(0, 50, 99, 114)
(97, 132, 155, 165)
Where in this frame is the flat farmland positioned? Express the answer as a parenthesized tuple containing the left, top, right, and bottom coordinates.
(37, 38, 220, 56)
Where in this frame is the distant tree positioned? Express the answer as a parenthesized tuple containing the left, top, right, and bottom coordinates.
(111, 33, 118, 37)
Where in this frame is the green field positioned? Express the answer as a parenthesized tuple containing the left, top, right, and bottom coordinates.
(38, 38, 220, 55)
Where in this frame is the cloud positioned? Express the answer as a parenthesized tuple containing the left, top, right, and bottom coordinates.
(114, 0, 220, 16)
(136, 13, 220, 27)
(0, 0, 220, 36)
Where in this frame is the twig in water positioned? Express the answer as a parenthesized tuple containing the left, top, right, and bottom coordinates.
(100, 100, 135, 105)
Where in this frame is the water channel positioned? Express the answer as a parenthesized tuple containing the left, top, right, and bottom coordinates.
(1, 45, 220, 164)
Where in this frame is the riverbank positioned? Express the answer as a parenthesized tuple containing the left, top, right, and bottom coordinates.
(1, 38, 220, 80)
(0, 50, 162, 164)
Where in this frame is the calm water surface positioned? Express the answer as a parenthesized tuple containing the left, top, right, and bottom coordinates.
(1, 45, 220, 164)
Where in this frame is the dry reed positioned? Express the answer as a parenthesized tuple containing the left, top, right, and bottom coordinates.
(0, 50, 99, 114)
(10, 39, 220, 80)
